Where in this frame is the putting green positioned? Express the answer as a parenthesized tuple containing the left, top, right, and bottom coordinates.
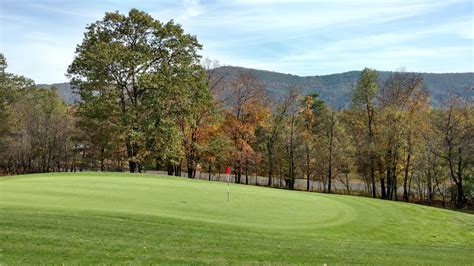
(1, 172, 473, 264)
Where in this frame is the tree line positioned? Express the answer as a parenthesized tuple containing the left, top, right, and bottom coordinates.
(0, 9, 472, 209)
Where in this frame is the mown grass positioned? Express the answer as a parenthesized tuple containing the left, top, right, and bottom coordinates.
(1, 172, 473, 264)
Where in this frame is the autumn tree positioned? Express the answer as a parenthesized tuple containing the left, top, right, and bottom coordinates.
(319, 103, 345, 193)
(181, 59, 227, 178)
(192, 59, 230, 179)
(198, 125, 233, 181)
(416, 121, 447, 206)
(281, 87, 303, 190)
(299, 93, 324, 191)
(351, 68, 379, 198)
(431, 93, 473, 208)
(225, 72, 268, 183)
(178, 70, 214, 178)
(261, 88, 298, 186)
(334, 111, 356, 194)
(378, 70, 429, 200)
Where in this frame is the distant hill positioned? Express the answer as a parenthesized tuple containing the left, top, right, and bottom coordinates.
(40, 67, 474, 106)
(37, 82, 77, 104)
(213, 66, 474, 107)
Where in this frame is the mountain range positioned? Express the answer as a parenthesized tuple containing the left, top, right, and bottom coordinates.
(39, 66, 474, 107)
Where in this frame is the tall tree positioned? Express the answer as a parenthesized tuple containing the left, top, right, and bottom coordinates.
(300, 93, 324, 191)
(262, 89, 298, 187)
(378, 71, 429, 200)
(431, 93, 473, 208)
(67, 9, 204, 173)
(352, 68, 379, 198)
(282, 87, 302, 190)
(320, 104, 344, 193)
(179, 70, 214, 178)
(5, 88, 72, 174)
(225, 72, 268, 183)
(0, 54, 36, 172)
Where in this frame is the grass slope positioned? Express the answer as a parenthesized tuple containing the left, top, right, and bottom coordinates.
(1, 172, 473, 264)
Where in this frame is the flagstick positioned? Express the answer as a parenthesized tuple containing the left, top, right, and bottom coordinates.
(227, 172, 230, 202)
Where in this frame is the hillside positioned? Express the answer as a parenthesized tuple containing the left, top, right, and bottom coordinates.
(40, 67, 474, 106)
(214, 66, 474, 106)
(37, 82, 76, 104)
(1, 172, 473, 264)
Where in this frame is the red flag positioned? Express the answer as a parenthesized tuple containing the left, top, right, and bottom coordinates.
(225, 166, 231, 174)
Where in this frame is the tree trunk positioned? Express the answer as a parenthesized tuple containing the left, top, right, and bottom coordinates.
(403, 152, 411, 202)
(128, 161, 136, 173)
(187, 166, 194, 178)
(378, 160, 386, 199)
(174, 164, 181, 177)
(187, 151, 194, 178)
(167, 162, 173, 175)
(367, 106, 376, 198)
(208, 161, 212, 181)
(328, 142, 333, 194)
(267, 144, 273, 187)
(427, 172, 433, 205)
(456, 147, 464, 208)
(80, 147, 86, 172)
(386, 158, 392, 199)
(370, 160, 376, 198)
(126, 141, 138, 173)
(392, 150, 398, 201)
(288, 114, 296, 190)
(380, 177, 386, 199)
(306, 144, 310, 191)
(235, 159, 241, 184)
(138, 163, 142, 173)
(245, 159, 249, 185)
(100, 147, 105, 172)
(456, 179, 464, 208)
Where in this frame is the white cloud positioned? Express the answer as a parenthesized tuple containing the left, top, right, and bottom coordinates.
(180, 0, 206, 20)
(185, 0, 457, 49)
(1, 0, 472, 82)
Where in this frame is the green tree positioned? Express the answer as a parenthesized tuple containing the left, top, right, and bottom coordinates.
(67, 9, 205, 172)
(75, 88, 122, 171)
(5, 88, 72, 174)
(0, 54, 35, 172)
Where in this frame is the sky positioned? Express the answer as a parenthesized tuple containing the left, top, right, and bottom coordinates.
(0, 0, 473, 84)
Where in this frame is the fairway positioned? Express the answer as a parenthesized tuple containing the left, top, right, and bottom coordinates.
(1, 173, 473, 264)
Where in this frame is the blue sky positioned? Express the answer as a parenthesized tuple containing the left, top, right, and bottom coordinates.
(1, 0, 473, 83)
